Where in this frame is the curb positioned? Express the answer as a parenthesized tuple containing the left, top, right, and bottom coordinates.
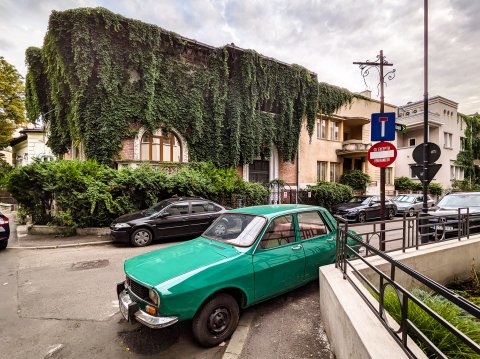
(222, 309, 255, 359)
(9, 240, 114, 250)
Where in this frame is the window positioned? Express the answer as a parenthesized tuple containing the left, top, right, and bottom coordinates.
(450, 162, 464, 180)
(321, 119, 327, 139)
(316, 121, 320, 139)
(259, 215, 295, 249)
(330, 121, 340, 141)
(330, 162, 340, 182)
(385, 167, 393, 185)
(461, 137, 467, 151)
(249, 160, 270, 184)
(191, 201, 209, 214)
(297, 211, 329, 240)
(166, 202, 189, 216)
(317, 161, 327, 181)
(140, 130, 182, 162)
(410, 165, 416, 179)
(408, 138, 416, 147)
(444, 132, 453, 148)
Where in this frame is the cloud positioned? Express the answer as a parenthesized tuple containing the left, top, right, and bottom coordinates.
(1, 0, 478, 114)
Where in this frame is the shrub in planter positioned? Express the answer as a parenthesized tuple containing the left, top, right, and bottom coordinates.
(394, 176, 415, 191)
(428, 182, 443, 196)
(307, 181, 353, 210)
(339, 170, 370, 192)
(240, 182, 269, 206)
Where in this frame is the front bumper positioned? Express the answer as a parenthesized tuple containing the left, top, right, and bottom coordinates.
(110, 229, 131, 243)
(117, 282, 178, 329)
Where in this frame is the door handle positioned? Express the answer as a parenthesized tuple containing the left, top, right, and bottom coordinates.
(291, 244, 303, 250)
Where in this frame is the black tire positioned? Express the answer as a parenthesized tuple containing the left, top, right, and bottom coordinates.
(388, 208, 395, 220)
(357, 211, 366, 223)
(192, 293, 240, 347)
(0, 239, 7, 250)
(130, 228, 153, 247)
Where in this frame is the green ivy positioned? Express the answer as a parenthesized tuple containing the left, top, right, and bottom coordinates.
(25, 7, 355, 166)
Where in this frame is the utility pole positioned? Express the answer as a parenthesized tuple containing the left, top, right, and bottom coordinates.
(354, 51, 395, 251)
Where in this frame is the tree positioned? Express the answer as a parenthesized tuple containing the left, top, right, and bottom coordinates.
(0, 57, 25, 148)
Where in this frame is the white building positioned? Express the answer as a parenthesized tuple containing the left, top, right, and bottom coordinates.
(10, 127, 55, 167)
(395, 96, 464, 191)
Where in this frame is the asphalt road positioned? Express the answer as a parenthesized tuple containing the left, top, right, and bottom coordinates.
(0, 230, 225, 359)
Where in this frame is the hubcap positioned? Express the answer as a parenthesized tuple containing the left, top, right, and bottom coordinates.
(359, 213, 365, 222)
(207, 307, 230, 335)
(134, 231, 150, 245)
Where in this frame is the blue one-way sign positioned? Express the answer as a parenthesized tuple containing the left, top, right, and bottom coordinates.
(371, 112, 396, 141)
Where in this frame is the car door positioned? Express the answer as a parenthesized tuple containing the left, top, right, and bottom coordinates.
(189, 200, 216, 236)
(297, 210, 336, 280)
(152, 201, 191, 238)
(252, 214, 306, 300)
(367, 196, 381, 220)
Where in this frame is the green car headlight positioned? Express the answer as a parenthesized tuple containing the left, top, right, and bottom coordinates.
(149, 288, 160, 307)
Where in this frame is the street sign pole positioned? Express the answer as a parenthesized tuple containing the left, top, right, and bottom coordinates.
(354, 50, 394, 251)
(421, 0, 429, 242)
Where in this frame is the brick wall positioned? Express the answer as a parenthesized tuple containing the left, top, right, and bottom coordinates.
(279, 160, 297, 186)
(119, 138, 135, 160)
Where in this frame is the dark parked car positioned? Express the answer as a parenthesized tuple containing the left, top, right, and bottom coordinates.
(428, 192, 480, 241)
(110, 197, 227, 246)
(392, 194, 436, 216)
(332, 195, 397, 222)
(0, 211, 10, 250)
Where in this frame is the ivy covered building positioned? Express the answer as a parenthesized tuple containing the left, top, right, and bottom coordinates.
(25, 7, 396, 195)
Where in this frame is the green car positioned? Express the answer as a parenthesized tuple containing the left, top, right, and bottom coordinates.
(117, 204, 357, 347)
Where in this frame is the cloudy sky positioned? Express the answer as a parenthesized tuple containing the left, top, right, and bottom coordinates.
(1, 0, 478, 114)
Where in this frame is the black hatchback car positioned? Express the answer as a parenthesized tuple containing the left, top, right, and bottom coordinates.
(110, 197, 227, 246)
(332, 195, 397, 222)
(0, 211, 10, 250)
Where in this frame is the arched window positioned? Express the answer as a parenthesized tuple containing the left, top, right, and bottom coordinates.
(140, 129, 182, 162)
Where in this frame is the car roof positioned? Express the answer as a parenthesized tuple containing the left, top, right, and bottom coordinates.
(228, 204, 324, 218)
(445, 192, 480, 196)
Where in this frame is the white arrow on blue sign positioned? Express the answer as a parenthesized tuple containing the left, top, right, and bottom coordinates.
(371, 112, 396, 141)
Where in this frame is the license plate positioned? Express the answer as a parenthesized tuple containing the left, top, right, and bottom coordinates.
(435, 225, 454, 231)
(444, 226, 454, 231)
(119, 290, 131, 321)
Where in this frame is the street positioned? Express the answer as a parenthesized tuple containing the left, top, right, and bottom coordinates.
(0, 233, 225, 359)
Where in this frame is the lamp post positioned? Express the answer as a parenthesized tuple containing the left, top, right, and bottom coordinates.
(354, 51, 395, 251)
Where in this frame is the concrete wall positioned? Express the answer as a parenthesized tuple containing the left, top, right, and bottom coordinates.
(320, 235, 480, 359)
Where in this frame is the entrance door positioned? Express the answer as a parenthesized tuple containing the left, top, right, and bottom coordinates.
(249, 160, 269, 184)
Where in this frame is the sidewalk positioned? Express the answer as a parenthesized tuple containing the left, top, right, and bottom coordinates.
(4, 210, 113, 249)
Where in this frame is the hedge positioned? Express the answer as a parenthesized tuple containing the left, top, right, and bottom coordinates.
(6, 160, 268, 227)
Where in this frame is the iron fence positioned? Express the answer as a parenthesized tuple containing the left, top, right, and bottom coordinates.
(336, 214, 480, 358)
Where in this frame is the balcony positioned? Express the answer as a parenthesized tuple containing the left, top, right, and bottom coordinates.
(336, 140, 371, 156)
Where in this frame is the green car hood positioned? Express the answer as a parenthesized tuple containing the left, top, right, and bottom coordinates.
(124, 237, 241, 287)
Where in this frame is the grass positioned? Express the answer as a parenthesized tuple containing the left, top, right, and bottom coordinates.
(383, 287, 480, 358)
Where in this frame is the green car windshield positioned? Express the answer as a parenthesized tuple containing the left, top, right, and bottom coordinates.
(203, 213, 267, 247)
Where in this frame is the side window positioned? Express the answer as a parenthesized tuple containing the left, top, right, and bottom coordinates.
(191, 201, 208, 214)
(259, 215, 295, 249)
(167, 202, 189, 216)
(207, 202, 223, 212)
(298, 211, 330, 240)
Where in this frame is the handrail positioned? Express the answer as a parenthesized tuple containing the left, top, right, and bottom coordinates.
(336, 212, 480, 357)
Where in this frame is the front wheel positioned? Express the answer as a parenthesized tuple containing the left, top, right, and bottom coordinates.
(130, 228, 153, 247)
(0, 239, 7, 250)
(192, 293, 240, 347)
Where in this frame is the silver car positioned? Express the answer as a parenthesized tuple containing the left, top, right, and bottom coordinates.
(392, 194, 436, 216)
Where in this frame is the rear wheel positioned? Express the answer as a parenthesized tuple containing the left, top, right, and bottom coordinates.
(192, 293, 240, 347)
(130, 228, 153, 247)
(387, 208, 395, 220)
(0, 239, 7, 250)
(357, 211, 366, 223)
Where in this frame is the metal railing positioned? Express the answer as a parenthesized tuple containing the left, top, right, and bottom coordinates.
(336, 214, 480, 358)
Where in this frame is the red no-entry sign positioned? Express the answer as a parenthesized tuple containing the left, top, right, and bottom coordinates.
(367, 141, 397, 167)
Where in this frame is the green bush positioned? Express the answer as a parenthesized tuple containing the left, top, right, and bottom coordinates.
(383, 288, 480, 358)
(339, 170, 370, 191)
(6, 160, 269, 228)
(307, 181, 353, 210)
(0, 158, 12, 189)
(428, 182, 443, 196)
(394, 176, 415, 191)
